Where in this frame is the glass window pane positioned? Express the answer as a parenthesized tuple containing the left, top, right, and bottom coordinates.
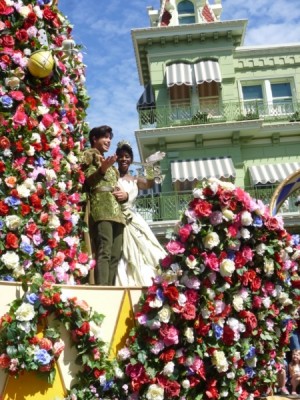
(179, 16, 196, 24)
(271, 83, 292, 98)
(242, 85, 263, 100)
(178, 0, 195, 14)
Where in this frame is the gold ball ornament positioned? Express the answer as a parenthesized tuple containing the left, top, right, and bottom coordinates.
(27, 50, 54, 78)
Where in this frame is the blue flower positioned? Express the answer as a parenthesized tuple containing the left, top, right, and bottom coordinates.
(5, 196, 21, 208)
(156, 288, 165, 301)
(0, 95, 13, 108)
(212, 323, 223, 340)
(245, 366, 255, 378)
(292, 234, 300, 246)
(245, 346, 256, 359)
(20, 242, 34, 256)
(26, 293, 39, 304)
(0, 219, 4, 230)
(103, 380, 113, 391)
(1, 275, 15, 282)
(34, 349, 52, 365)
(43, 246, 52, 256)
(35, 157, 45, 167)
(253, 216, 263, 227)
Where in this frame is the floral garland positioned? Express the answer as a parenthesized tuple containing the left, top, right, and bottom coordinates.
(0, 274, 119, 399)
(0, 0, 91, 284)
(112, 179, 300, 400)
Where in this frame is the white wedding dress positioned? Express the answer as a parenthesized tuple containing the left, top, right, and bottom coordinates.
(116, 177, 166, 286)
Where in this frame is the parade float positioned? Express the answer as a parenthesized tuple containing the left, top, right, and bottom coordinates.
(0, 1, 300, 400)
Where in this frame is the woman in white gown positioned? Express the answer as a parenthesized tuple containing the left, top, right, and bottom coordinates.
(115, 141, 166, 286)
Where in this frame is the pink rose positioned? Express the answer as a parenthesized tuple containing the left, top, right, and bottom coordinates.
(201, 252, 220, 271)
(41, 114, 54, 128)
(9, 91, 24, 101)
(166, 240, 185, 255)
(159, 324, 179, 346)
(178, 224, 192, 242)
(53, 339, 65, 357)
(13, 106, 28, 126)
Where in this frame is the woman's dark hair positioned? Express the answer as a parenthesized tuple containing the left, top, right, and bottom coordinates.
(89, 125, 113, 147)
(116, 143, 134, 162)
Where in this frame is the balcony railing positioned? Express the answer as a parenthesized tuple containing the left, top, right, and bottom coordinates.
(135, 186, 300, 222)
(138, 100, 300, 129)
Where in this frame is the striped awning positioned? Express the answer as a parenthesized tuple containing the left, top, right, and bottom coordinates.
(194, 60, 222, 84)
(171, 157, 236, 182)
(249, 162, 300, 185)
(137, 82, 155, 110)
(166, 63, 193, 87)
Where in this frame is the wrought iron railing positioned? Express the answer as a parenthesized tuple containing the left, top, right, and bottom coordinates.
(135, 186, 300, 222)
(138, 100, 300, 129)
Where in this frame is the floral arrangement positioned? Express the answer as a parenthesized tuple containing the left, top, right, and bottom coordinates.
(0, 274, 118, 397)
(0, 0, 91, 284)
(112, 178, 300, 400)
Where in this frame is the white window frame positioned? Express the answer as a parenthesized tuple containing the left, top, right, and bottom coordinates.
(239, 79, 295, 117)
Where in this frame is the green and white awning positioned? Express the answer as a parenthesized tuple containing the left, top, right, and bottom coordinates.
(171, 157, 235, 182)
(249, 162, 300, 185)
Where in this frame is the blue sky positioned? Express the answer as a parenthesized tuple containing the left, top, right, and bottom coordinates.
(59, 0, 300, 161)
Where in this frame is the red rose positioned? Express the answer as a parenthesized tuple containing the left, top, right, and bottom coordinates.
(0, 200, 9, 216)
(252, 296, 262, 309)
(48, 238, 58, 248)
(15, 29, 29, 43)
(43, 7, 61, 27)
(5, 232, 19, 249)
(0, 136, 11, 149)
(195, 318, 211, 336)
(21, 203, 31, 216)
(250, 277, 261, 292)
(190, 198, 212, 217)
(185, 289, 199, 304)
(0, 354, 10, 368)
(164, 286, 179, 301)
(222, 325, 235, 345)
(63, 221, 73, 234)
(1, 35, 14, 47)
(0, 0, 14, 15)
(159, 348, 176, 362)
(79, 321, 90, 334)
(56, 226, 66, 238)
(26, 222, 38, 238)
(239, 311, 257, 332)
(0, 160, 5, 173)
(24, 11, 38, 27)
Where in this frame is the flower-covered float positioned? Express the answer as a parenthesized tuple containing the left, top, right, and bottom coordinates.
(111, 178, 300, 400)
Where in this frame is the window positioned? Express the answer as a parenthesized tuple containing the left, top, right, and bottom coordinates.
(178, 0, 195, 24)
(198, 81, 220, 115)
(241, 81, 294, 117)
(170, 84, 190, 106)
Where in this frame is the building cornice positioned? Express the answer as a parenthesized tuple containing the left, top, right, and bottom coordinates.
(132, 20, 248, 85)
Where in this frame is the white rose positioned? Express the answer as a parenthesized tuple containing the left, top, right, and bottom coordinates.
(241, 211, 253, 226)
(264, 258, 274, 276)
(240, 228, 250, 239)
(16, 184, 31, 198)
(212, 350, 229, 372)
(19, 5, 31, 17)
(158, 306, 172, 323)
(37, 105, 49, 115)
(233, 295, 244, 312)
(203, 232, 220, 250)
(146, 384, 164, 400)
(256, 243, 266, 255)
(186, 256, 197, 269)
(262, 297, 271, 308)
(25, 145, 35, 156)
(149, 298, 163, 308)
(31, 133, 41, 143)
(15, 303, 35, 321)
(45, 169, 57, 181)
(278, 292, 293, 306)
(67, 152, 78, 164)
(162, 361, 174, 376)
(182, 379, 190, 389)
(1, 251, 20, 270)
(5, 77, 20, 90)
(5, 215, 22, 230)
(58, 181, 67, 191)
(49, 138, 61, 148)
(48, 215, 61, 229)
(89, 321, 102, 340)
(222, 208, 234, 221)
(184, 327, 194, 343)
(220, 259, 235, 277)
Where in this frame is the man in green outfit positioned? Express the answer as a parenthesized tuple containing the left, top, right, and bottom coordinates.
(82, 125, 127, 285)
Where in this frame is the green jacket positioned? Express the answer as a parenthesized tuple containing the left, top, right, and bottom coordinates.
(82, 148, 125, 225)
